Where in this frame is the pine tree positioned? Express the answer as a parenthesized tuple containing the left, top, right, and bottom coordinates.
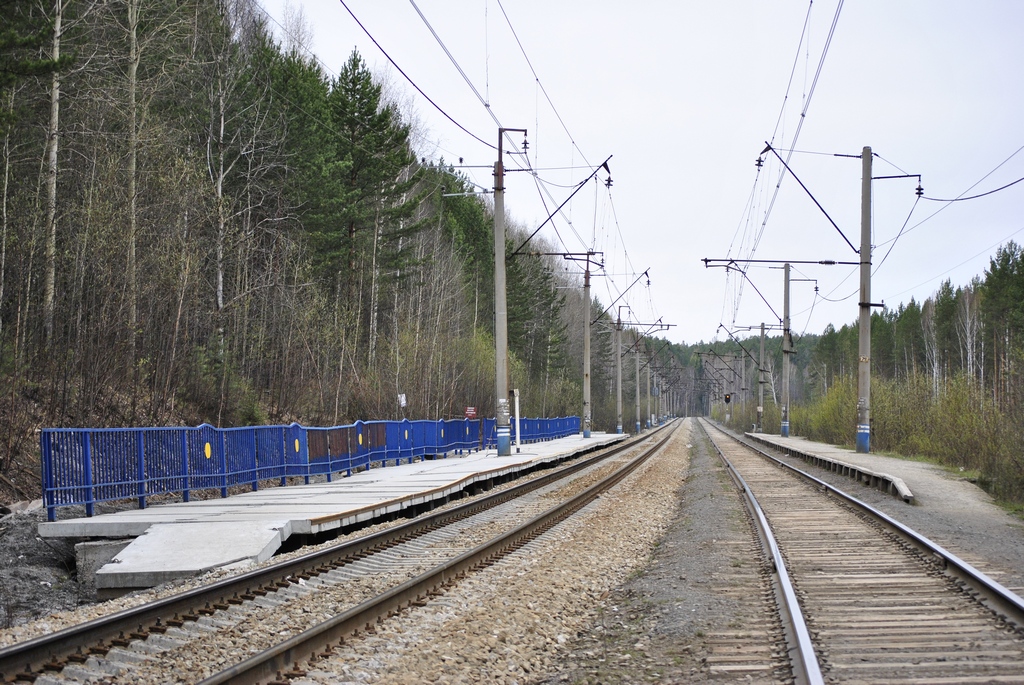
(322, 49, 419, 357)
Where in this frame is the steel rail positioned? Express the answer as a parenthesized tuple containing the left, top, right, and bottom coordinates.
(199, 422, 677, 685)
(0, 430, 652, 682)
(697, 419, 824, 685)
(707, 420, 1024, 627)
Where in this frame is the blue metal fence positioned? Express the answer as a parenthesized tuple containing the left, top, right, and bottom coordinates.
(41, 416, 581, 520)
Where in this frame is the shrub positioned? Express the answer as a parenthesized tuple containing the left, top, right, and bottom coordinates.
(792, 371, 1024, 504)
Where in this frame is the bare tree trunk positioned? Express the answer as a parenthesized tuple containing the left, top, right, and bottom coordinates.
(765, 354, 779, 405)
(163, 207, 191, 413)
(922, 300, 940, 396)
(42, 0, 64, 348)
(126, 0, 141, 416)
(0, 91, 12, 342)
(392, 236, 403, 418)
(214, 77, 226, 315)
(333, 328, 346, 423)
(368, 201, 381, 363)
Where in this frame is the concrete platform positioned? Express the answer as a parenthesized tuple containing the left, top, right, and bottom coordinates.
(38, 432, 627, 594)
(744, 432, 914, 504)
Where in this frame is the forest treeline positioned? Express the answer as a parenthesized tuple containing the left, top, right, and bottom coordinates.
(0, 0, 690, 501)
(708, 242, 1024, 504)
(4, 0, 1021, 507)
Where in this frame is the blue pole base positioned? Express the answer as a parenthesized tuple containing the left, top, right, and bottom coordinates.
(856, 424, 870, 453)
(583, 429, 591, 438)
(497, 428, 511, 456)
(635, 421, 641, 433)
(616, 425, 623, 434)
(781, 421, 790, 438)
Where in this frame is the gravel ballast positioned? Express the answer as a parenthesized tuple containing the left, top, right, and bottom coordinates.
(4, 418, 1024, 684)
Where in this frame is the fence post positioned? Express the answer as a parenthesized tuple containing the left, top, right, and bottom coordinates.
(41, 431, 55, 521)
(82, 432, 94, 517)
(249, 429, 258, 491)
(280, 426, 288, 487)
(136, 431, 146, 510)
(326, 430, 333, 482)
(181, 430, 190, 503)
(219, 430, 228, 498)
(401, 419, 412, 464)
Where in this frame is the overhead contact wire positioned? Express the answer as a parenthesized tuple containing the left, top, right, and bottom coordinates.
(339, 0, 495, 150)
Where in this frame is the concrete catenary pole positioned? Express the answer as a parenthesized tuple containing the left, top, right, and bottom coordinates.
(493, 155, 511, 455)
(857, 146, 873, 452)
(615, 314, 623, 434)
(583, 257, 592, 438)
(739, 353, 746, 415)
(782, 262, 791, 437)
(492, 129, 523, 456)
(646, 356, 652, 428)
(656, 373, 661, 424)
(758, 322, 765, 432)
(634, 336, 641, 433)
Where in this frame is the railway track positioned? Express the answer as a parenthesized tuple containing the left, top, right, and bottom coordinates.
(699, 418, 1024, 684)
(1, 424, 673, 685)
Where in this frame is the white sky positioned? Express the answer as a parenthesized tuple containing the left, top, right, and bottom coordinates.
(258, 0, 1024, 346)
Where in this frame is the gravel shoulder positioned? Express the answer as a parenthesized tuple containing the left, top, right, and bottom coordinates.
(535, 418, 780, 684)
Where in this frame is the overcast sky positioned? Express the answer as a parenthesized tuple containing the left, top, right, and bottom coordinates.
(259, 0, 1024, 346)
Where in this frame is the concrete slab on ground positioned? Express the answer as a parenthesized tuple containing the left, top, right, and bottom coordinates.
(95, 520, 291, 592)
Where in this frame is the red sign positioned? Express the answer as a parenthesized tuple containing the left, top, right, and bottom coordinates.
(464, 406, 477, 418)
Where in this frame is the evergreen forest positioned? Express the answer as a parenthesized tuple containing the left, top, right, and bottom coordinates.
(0, 0, 687, 502)
(2, 0, 1024, 509)
(708, 244, 1024, 505)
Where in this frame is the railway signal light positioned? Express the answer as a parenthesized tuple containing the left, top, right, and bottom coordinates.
(724, 393, 731, 404)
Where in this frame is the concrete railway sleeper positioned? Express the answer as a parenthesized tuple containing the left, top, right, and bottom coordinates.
(698, 418, 1024, 684)
(0, 426, 669, 685)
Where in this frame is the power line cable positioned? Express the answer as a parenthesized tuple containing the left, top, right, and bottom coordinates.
(750, 0, 844, 258)
(247, 3, 448, 180)
(606, 190, 635, 276)
(872, 195, 920, 273)
(763, 142, 858, 253)
(922, 176, 1024, 202)
(884, 224, 1024, 301)
(875, 144, 1024, 245)
(407, 0, 535, 177)
(726, 0, 844, 328)
(338, 0, 496, 150)
(494, 0, 591, 169)
(408, 0, 603, 257)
